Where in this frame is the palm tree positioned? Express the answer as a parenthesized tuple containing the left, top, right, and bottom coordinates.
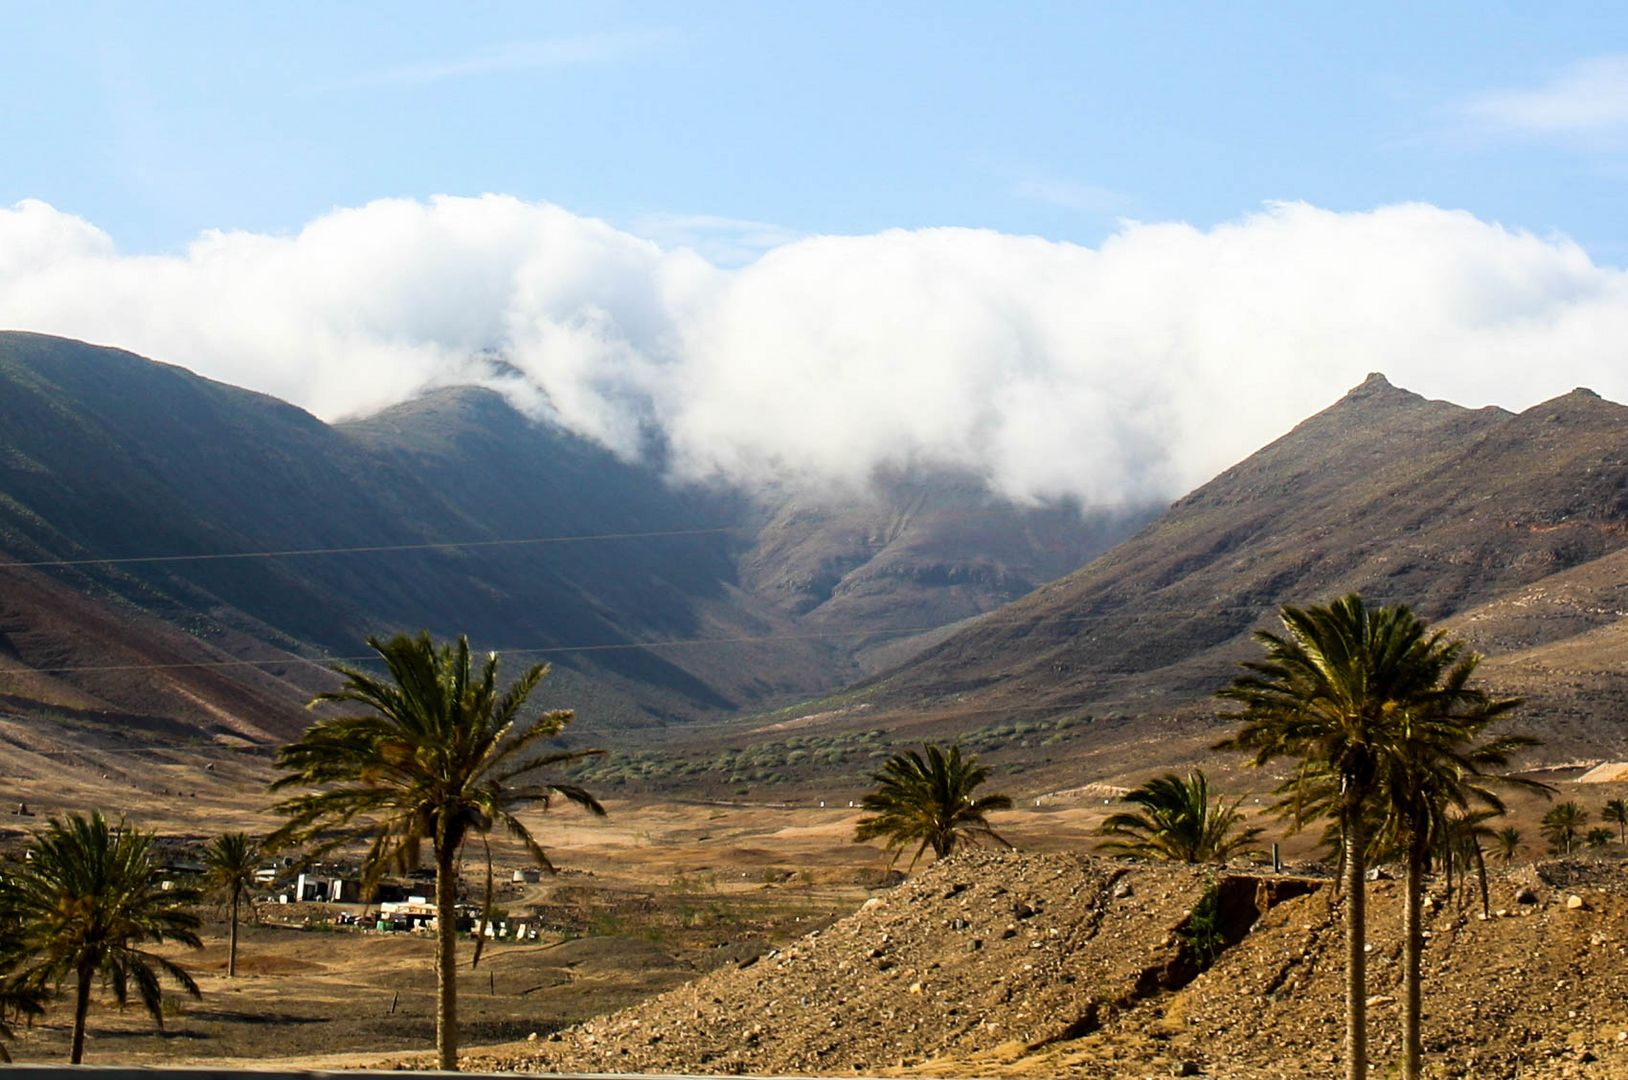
(0, 887, 47, 1064)
(1218, 594, 1487, 1080)
(1540, 801, 1587, 855)
(0, 961, 47, 1064)
(269, 632, 604, 1071)
(1493, 825, 1522, 865)
(1435, 809, 1506, 916)
(0, 984, 43, 1063)
(1368, 690, 1540, 1080)
(202, 832, 258, 978)
(1097, 770, 1263, 863)
(853, 744, 1012, 867)
(0, 812, 202, 1063)
(1603, 799, 1628, 844)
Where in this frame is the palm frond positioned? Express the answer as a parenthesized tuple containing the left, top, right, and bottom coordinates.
(853, 743, 1010, 867)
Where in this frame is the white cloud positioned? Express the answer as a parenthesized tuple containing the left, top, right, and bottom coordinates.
(3, 195, 1627, 511)
(1464, 54, 1628, 136)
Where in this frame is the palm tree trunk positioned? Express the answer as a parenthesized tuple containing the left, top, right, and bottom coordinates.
(1402, 828, 1426, 1080)
(70, 958, 94, 1064)
(1342, 802, 1368, 1080)
(228, 887, 241, 978)
(1474, 843, 1491, 919)
(435, 843, 460, 1071)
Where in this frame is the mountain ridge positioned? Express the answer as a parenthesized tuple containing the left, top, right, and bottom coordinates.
(801, 374, 1628, 782)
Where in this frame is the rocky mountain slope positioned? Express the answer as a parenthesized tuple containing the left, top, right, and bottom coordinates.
(740, 472, 1141, 674)
(471, 848, 1628, 1080)
(0, 331, 1141, 757)
(822, 373, 1628, 770)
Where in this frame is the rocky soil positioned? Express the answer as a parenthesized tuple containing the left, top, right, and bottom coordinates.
(467, 850, 1628, 1079)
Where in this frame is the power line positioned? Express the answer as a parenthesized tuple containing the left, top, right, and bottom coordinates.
(7, 603, 1304, 677)
(0, 518, 1550, 574)
(0, 691, 1188, 761)
(0, 501, 1116, 571)
(1, 588, 1568, 761)
(0, 525, 750, 570)
(1, 582, 1523, 679)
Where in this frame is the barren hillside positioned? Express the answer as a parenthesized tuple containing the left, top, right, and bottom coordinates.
(789, 375, 1628, 778)
(472, 849, 1628, 1080)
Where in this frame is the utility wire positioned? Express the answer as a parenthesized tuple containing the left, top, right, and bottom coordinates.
(0, 525, 750, 570)
(1, 582, 1538, 678)
(8, 602, 1313, 677)
(2, 694, 1182, 760)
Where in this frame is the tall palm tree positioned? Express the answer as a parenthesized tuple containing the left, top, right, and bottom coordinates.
(1097, 770, 1263, 863)
(0, 812, 202, 1063)
(202, 832, 259, 978)
(1493, 825, 1522, 865)
(269, 632, 604, 1071)
(1603, 799, 1628, 844)
(1368, 691, 1540, 1080)
(853, 744, 1012, 867)
(1540, 801, 1587, 855)
(1217, 594, 1484, 1080)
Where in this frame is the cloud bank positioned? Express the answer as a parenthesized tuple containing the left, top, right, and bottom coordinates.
(4, 195, 1627, 510)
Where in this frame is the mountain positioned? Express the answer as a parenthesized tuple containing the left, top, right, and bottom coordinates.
(0, 331, 1142, 766)
(793, 373, 1628, 776)
(8, 333, 1628, 800)
(738, 472, 1140, 673)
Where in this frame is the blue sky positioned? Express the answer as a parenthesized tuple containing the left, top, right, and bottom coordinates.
(7, 2, 1628, 258)
(7, 4, 1628, 508)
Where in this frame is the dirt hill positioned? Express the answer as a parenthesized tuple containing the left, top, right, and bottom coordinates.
(470, 849, 1628, 1079)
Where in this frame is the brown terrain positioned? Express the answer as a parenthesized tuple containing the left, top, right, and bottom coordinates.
(468, 848, 1628, 1080)
(6, 779, 1628, 1078)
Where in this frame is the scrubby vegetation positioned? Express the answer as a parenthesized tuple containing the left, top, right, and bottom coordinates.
(567, 713, 1100, 790)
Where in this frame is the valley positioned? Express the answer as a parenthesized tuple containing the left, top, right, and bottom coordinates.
(6, 334, 1628, 1077)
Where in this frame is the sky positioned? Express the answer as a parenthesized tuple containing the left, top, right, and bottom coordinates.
(6, 3, 1628, 508)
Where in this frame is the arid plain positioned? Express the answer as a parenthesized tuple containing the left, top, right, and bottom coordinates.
(2, 741, 1620, 1077)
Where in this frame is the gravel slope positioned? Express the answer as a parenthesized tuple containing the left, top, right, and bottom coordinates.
(464, 850, 1628, 1079)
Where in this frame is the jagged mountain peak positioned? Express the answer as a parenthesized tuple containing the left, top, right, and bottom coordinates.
(1334, 370, 1420, 406)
